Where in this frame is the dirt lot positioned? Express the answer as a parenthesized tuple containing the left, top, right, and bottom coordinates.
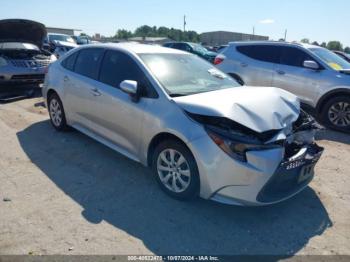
(0, 97, 349, 256)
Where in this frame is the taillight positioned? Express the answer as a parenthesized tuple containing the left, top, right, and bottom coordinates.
(214, 56, 225, 65)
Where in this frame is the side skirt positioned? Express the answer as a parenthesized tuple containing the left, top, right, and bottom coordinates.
(71, 123, 141, 164)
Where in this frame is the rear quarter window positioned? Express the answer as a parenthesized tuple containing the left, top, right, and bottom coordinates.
(61, 51, 78, 71)
(236, 45, 280, 63)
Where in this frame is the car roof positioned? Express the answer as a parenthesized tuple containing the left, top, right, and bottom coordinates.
(228, 41, 322, 50)
(80, 42, 188, 55)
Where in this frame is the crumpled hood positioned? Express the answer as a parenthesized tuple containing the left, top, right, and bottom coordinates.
(0, 19, 46, 49)
(173, 86, 300, 133)
(52, 40, 78, 48)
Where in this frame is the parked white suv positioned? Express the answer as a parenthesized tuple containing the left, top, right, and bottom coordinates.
(215, 41, 350, 132)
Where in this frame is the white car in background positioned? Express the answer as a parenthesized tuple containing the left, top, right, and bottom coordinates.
(44, 33, 78, 58)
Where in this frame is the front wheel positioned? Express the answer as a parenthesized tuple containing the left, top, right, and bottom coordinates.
(320, 96, 350, 132)
(152, 140, 200, 200)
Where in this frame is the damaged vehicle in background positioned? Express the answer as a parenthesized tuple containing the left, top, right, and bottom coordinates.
(44, 33, 78, 59)
(71, 35, 91, 45)
(43, 44, 323, 206)
(0, 19, 56, 96)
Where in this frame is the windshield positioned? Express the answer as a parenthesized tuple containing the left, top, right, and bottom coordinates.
(48, 34, 75, 43)
(0, 42, 39, 50)
(309, 47, 350, 70)
(190, 43, 208, 54)
(140, 53, 240, 97)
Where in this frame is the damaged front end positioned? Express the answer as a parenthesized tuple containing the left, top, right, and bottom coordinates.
(187, 109, 323, 161)
(187, 109, 324, 203)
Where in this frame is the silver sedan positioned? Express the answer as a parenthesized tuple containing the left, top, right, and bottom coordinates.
(43, 43, 323, 206)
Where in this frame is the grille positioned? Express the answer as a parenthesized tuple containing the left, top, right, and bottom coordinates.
(11, 74, 45, 82)
(10, 59, 50, 68)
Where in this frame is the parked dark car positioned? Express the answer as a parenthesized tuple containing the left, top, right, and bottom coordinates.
(334, 51, 350, 63)
(0, 19, 56, 95)
(163, 42, 218, 63)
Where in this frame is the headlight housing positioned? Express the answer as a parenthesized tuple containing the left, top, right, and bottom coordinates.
(0, 57, 8, 67)
(206, 127, 282, 162)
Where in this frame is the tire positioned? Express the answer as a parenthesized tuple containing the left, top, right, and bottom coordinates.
(47, 92, 69, 131)
(152, 139, 200, 200)
(320, 95, 350, 132)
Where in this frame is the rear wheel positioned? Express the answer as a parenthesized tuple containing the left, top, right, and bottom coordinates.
(152, 140, 200, 200)
(320, 96, 350, 132)
(48, 92, 69, 131)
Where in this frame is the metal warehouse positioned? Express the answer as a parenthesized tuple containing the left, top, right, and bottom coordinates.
(200, 31, 269, 46)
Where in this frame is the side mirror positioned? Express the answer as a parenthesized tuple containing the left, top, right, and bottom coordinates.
(120, 80, 140, 102)
(303, 60, 319, 70)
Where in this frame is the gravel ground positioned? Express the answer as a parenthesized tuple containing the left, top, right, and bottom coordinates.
(0, 97, 349, 257)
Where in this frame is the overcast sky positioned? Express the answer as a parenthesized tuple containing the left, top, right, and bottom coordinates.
(2, 0, 349, 46)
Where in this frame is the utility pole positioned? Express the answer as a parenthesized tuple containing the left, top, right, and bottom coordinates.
(183, 15, 187, 32)
(253, 26, 255, 36)
(284, 29, 288, 41)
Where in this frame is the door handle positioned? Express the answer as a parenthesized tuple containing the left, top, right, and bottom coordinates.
(240, 62, 248, 67)
(277, 70, 286, 75)
(91, 88, 101, 97)
(63, 76, 70, 82)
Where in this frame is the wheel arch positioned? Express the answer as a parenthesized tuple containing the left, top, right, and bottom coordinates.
(227, 73, 245, 86)
(316, 88, 350, 113)
(146, 132, 191, 167)
(46, 89, 59, 101)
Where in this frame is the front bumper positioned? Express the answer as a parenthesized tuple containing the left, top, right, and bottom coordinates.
(256, 143, 323, 203)
(189, 135, 324, 206)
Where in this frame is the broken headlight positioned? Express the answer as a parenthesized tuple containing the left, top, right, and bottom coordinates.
(206, 128, 282, 162)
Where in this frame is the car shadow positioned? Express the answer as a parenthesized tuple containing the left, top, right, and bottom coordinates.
(17, 120, 332, 256)
(315, 129, 350, 145)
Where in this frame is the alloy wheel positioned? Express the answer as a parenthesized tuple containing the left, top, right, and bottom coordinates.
(328, 101, 350, 127)
(49, 98, 63, 127)
(157, 149, 191, 193)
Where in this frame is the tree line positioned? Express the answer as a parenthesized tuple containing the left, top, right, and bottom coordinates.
(300, 38, 350, 53)
(83, 25, 350, 54)
(115, 25, 200, 42)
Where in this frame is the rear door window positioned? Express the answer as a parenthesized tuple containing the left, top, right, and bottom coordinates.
(236, 45, 280, 63)
(279, 47, 315, 67)
(74, 48, 104, 80)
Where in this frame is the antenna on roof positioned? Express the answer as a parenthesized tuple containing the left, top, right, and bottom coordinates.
(284, 29, 288, 41)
